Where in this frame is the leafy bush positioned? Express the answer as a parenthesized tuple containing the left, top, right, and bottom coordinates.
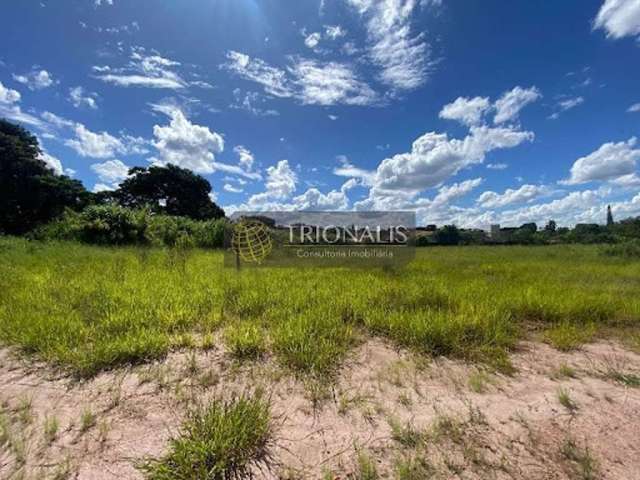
(146, 215, 198, 247)
(194, 218, 227, 248)
(146, 215, 226, 248)
(35, 206, 227, 248)
(78, 204, 148, 245)
(601, 239, 640, 259)
(32, 208, 84, 241)
(34, 205, 148, 245)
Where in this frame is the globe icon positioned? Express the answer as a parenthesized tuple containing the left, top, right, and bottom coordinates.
(231, 219, 273, 264)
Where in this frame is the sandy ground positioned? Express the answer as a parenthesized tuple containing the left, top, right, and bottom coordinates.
(1, 339, 640, 480)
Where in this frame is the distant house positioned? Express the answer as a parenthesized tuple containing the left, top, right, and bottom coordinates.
(489, 224, 519, 243)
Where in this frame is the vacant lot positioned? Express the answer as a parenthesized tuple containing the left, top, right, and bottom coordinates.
(1, 238, 639, 377)
(1, 238, 639, 479)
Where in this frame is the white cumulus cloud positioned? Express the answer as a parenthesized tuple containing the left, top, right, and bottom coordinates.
(39, 151, 64, 175)
(594, 0, 640, 39)
(90, 159, 130, 189)
(325, 25, 347, 39)
(69, 86, 99, 109)
(563, 137, 640, 185)
(0, 81, 21, 104)
(12, 69, 55, 90)
(65, 124, 126, 158)
(433, 178, 484, 204)
(150, 108, 224, 174)
(628, 102, 640, 113)
(291, 59, 378, 106)
(493, 86, 541, 124)
(233, 145, 255, 171)
(439, 96, 491, 126)
(263, 160, 298, 199)
(371, 126, 534, 194)
(477, 184, 547, 208)
(304, 32, 322, 49)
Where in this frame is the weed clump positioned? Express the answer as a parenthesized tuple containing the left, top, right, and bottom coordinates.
(544, 322, 596, 351)
(224, 322, 266, 360)
(139, 392, 272, 480)
(272, 312, 354, 377)
(561, 437, 598, 480)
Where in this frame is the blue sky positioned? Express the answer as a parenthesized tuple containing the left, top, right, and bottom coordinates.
(1, 0, 639, 227)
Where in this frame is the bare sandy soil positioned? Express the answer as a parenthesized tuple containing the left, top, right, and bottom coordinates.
(1, 339, 640, 480)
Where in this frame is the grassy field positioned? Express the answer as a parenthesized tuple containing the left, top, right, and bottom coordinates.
(1, 237, 639, 378)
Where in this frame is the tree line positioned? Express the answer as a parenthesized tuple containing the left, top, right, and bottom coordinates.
(416, 219, 640, 247)
(2, 118, 640, 253)
(1, 119, 226, 246)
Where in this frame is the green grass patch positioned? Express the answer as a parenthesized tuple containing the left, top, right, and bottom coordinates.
(1, 239, 639, 378)
(80, 408, 97, 433)
(223, 322, 266, 360)
(353, 452, 379, 480)
(272, 312, 354, 377)
(606, 370, 640, 388)
(44, 414, 59, 444)
(139, 392, 272, 480)
(389, 419, 424, 448)
(544, 322, 596, 351)
(552, 363, 578, 380)
(395, 456, 435, 480)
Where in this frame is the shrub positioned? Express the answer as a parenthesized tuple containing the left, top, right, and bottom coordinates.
(36, 206, 227, 248)
(146, 215, 198, 247)
(601, 239, 640, 259)
(78, 205, 148, 245)
(145, 214, 226, 248)
(36, 205, 149, 245)
(32, 208, 84, 241)
(194, 218, 227, 248)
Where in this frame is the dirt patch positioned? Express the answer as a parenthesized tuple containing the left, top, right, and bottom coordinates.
(1, 340, 640, 479)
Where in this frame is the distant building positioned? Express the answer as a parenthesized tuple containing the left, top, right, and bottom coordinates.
(490, 224, 501, 239)
(607, 205, 614, 226)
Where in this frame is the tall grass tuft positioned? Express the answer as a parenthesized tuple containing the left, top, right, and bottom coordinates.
(139, 392, 272, 480)
(224, 322, 266, 360)
(272, 312, 354, 377)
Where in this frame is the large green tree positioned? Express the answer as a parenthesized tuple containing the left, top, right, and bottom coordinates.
(0, 119, 89, 235)
(114, 164, 225, 220)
